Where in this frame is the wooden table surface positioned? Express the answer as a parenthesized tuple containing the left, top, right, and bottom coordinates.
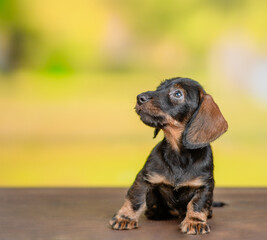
(0, 188, 266, 240)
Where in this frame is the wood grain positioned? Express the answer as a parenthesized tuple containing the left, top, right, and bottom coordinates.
(0, 188, 266, 240)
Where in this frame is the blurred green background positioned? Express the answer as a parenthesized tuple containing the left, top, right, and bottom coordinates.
(0, 0, 266, 187)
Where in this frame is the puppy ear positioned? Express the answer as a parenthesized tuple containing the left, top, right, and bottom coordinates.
(182, 94, 228, 149)
(153, 128, 160, 139)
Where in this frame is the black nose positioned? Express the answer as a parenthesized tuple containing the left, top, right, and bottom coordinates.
(137, 93, 151, 105)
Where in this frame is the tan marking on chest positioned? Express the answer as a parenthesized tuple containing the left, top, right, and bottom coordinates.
(163, 126, 183, 151)
(163, 116, 185, 151)
(178, 177, 204, 188)
(145, 173, 172, 186)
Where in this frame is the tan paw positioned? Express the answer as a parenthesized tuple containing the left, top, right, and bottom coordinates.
(180, 219, 210, 235)
(109, 214, 138, 230)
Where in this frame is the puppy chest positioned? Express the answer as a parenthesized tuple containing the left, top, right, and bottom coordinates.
(145, 172, 205, 189)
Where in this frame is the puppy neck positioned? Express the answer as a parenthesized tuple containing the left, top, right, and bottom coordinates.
(163, 124, 184, 152)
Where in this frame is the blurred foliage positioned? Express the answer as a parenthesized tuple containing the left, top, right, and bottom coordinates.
(0, 0, 267, 73)
(0, 0, 266, 186)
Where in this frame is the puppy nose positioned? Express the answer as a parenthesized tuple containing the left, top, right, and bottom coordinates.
(137, 93, 150, 105)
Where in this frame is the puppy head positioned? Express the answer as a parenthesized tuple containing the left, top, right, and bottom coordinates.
(135, 77, 228, 150)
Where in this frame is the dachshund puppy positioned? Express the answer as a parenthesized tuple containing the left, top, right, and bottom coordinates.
(109, 77, 228, 234)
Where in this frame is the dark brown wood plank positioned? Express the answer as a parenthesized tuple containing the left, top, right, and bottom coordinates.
(0, 188, 266, 240)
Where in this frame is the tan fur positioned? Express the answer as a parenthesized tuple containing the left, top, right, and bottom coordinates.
(136, 93, 186, 151)
(181, 199, 210, 234)
(172, 84, 186, 100)
(162, 115, 185, 151)
(145, 173, 172, 186)
(117, 198, 146, 220)
(111, 218, 137, 230)
(141, 101, 164, 115)
(186, 94, 228, 145)
(146, 174, 204, 190)
(169, 209, 180, 216)
(163, 125, 183, 151)
(186, 200, 208, 221)
(110, 198, 146, 230)
(178, 177, 204, 188)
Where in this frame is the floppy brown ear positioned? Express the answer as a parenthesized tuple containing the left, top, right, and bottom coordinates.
(182, 94, 228, 149)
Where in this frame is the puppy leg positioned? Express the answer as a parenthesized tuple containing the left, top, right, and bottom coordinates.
(180, 185, 213, 235)
(145, 186, 179, 220)
(110, 173, 148, 230)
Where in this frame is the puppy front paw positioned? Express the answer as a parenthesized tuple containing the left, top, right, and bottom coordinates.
(180, 219, 210, 235)
(109, 214, 138, 230)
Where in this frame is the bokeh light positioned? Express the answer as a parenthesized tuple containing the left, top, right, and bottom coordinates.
(0, 0, 266, 186)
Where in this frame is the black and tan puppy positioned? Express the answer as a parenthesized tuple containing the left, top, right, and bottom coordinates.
(109, 77, 228, 234)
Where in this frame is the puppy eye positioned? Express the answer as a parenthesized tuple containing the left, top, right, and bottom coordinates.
(174, 90, 183, 98)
